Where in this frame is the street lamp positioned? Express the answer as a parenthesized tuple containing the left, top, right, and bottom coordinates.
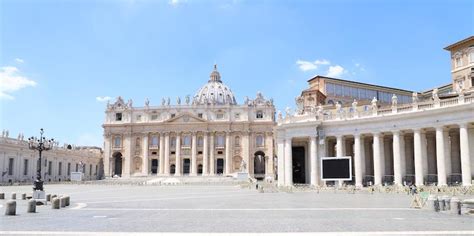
(28, 128, 55, 192)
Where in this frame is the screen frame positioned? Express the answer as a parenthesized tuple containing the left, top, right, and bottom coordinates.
(320, 156, 352, 181)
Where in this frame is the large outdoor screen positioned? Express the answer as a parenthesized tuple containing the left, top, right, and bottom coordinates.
(321, 157, 352, 181)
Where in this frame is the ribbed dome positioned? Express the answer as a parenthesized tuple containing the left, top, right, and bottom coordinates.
(193, 65, 237, 105)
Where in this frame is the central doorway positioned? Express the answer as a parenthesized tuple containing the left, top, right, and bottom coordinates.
(151, 159, 158, 174)
(292, 146, 306, 184)
(113, 152, 123, 177)
(254, 151, 266, 180)
(183, 159, 190, 175)
(216, 159, 224, 174)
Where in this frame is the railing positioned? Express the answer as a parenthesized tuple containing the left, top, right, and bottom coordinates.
(279, 92, 474, 124)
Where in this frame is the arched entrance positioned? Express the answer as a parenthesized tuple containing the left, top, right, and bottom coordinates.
(216, 159, 224, 174)
(183, 159, 190, 175)
(254, 151, 266, 179)
(170, 164, 176, 174)
(113, 152, 123, 177)
(198, 164, 203, 175)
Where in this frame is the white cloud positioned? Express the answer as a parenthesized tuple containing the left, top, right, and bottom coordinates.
(15, 58, 24, 64)
(326, 65, 345, 78)
(96, 96, 111, 102)
(0, 66, 37, 100)
(296, 59, 330, 71)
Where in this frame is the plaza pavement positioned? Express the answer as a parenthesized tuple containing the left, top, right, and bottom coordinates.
(0, 184, 473, 235)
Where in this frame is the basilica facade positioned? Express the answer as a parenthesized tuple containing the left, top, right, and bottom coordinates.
(103, 65, 276, 179)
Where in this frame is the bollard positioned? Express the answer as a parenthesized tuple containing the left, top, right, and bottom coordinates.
(438, 197, 445, 211)
(442, 196, 451, 211)
(5, 200, 16, 216)
(11, 192, 16, 200)
(450, 197, 461, 215)
(0, 193, 4, 199)
(46, 194, 51, 202)
(60, 197, 66, 208)
(258, 186, 264, 193)
(426, 195, 436, 211)
(21, 193, 26, 200)
(434, 198, 440, 212)
(52, 198, 60, 209)
(27, 199, 36, 213)
(65, 196, 70, 206)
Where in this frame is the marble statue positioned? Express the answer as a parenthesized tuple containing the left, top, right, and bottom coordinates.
(167, 97, 171, 106)
(391, 94, 398, 107)
(145, 98, 150, 108)
(185, 95, 190, 105)
(161, 98, 166, 106)
(240, 160, 247, 172)
(177, 97, 181, 105)
(371, 97, 378, 110)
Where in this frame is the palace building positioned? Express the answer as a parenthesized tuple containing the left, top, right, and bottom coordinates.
(276, 36, 474, 187)
(103, 65, 276, 179)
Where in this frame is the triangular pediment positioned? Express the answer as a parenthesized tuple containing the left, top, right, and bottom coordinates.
(165, 112, 207, 123)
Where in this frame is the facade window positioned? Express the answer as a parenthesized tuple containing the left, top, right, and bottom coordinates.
(136, 115, 142, 121)
(135, 137, 141, 148)
(256, 135, 264, 147)
(470, 50, 474, 63)
(8, 158, 14, 175)
(197, 137, 204, 147)
(326, 83, 335, 95)
(151, 114, 158, 120)
(115, 113, 122, 121)
(58, 162, 62, 176)
(455, 56, 463, 68)
(335, 84, 343, 96)
(256, 111, 263, 119)
(89, 165, 92, 176)
(67, 163, 71, 175)
(216, 135, 225, 147)
(171, 114, 176, 118)
(75, 163, 79, 172)
(23, 159, 28, 176)
(95, 165, 98, 175)
(48, 161, 52, 175)
(216, 113, 224, 119)
(234, 113, 240, 120)
(114, 136, 121, 148)
(235, 136, 240, 147)
(151, 136, 159, 146)
(171, 137, 176, 147)
(183, 135, 191, 147)
(198, 113, 203, 118)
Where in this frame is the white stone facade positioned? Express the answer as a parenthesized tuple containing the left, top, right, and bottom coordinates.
(276, 92, 474, 187)
(103, 65, 276, 179)
(0, 133, 103, 184)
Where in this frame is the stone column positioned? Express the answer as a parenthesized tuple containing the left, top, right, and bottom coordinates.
(284, 138, 293, 186)
(175, 133, 182, 176)
(310, 136, 318, 186)
(393, 131, 402, 186)
(159, 133, 165, 174)
(266, 132, 274, 176)
(399, 133, 406, 184)
(335, 135, 344, 187)
(103, 135, 111, 177)
(123, 135, 132, 177)
(202, 132, 209, 176)
(459, 123, 472, 186)
(191, 133, 197, 176)
(414, 129, 424, 186)
(243, 132, 250, 174)
(277, 138, 285, 187)
(225, 132, 232, 175)
(142, 134, 149, 176)
(421, 132, 428, 178)
(373, 133, 382, 186)
(164, 133, 170, 175)
(209, 132, 215, 176)
(436, 127, 447, 186)
(354, 134, 363, 187)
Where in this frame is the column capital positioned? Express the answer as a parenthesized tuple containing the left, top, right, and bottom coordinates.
(391, 130, 400, 135)
(459, 123, 468, 129)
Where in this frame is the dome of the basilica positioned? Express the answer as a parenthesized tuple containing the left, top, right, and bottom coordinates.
(193, 65, 237, 105)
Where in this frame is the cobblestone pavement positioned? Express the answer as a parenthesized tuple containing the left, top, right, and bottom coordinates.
(0, 184, 473, 235)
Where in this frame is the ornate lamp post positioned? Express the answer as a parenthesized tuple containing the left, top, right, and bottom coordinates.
(28, 128, 55, 192)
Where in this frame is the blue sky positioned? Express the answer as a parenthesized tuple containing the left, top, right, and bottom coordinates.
(1, 0, 473, 147)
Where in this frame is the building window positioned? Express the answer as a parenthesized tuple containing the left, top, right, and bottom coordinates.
(455, 56, 463, 68)
(234, 113, 240, 119)
(216, 113, 224, 120)
(151, 136, 159, 146)
(67, 163, 71, 175)
(136, 137, 141, 148)
(115, 113, 122, 121)
(95, 165, 98, 175)
(136, 115, 142, 121)
(171, 137, 176, 147)
(75, 163, 78, 172)
(23, 159, 28, 176)
(198, 113, 203, 118)
(8, 158, 14, 175)
(216, 135, 225, 147)
(197, 136, 204, 147)
(48, 161, 52, 175)
(171, 114, 176, 118)
(256, 135, 264, 147)
(183, 135, 191, 147)
(151, 114, 158, 120)
(470, 50, 474, 63)
(256, 111, 263, 119)
(235, 136, 240, 147)
(89, 165, 92, 176)
(58, 162, 62, 176)
(114, 136, 121, 148)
